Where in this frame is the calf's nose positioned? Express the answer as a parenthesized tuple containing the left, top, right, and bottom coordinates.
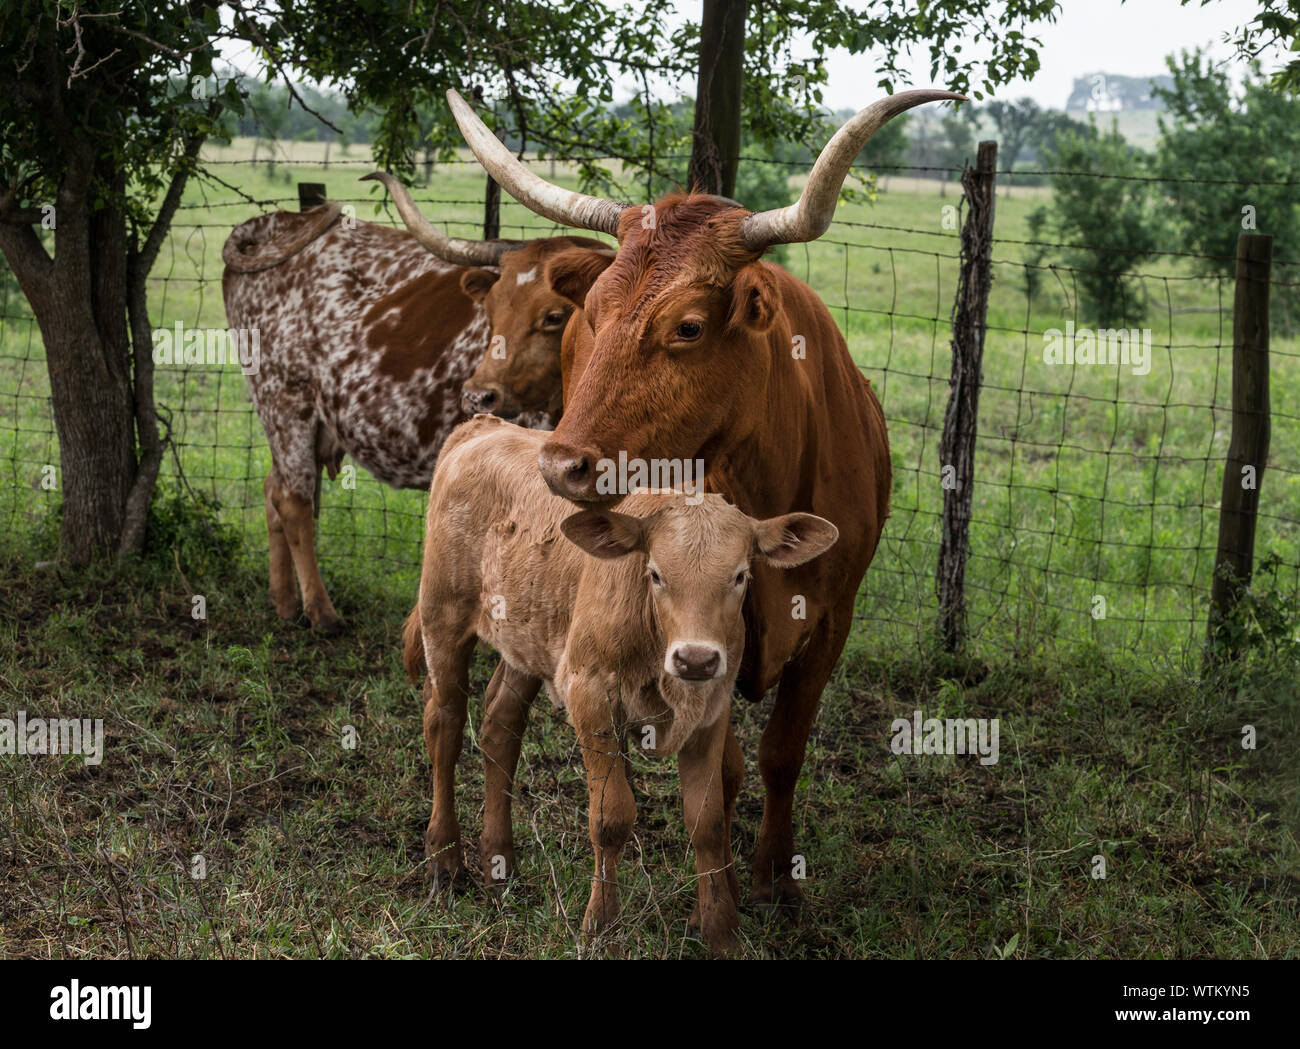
(669, 643, 723, 681)
(539, 440, 604, 503)
(461, 385, 501, 416)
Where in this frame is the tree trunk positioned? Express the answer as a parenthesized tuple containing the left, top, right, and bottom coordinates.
(687, 0, 747, 198)
(0, 138, 197, 564)
(7, 164, 140, 564)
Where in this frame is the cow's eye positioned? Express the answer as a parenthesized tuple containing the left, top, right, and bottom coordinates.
(649, 567, 664, 587)
(675, 321, 703, 341)
(542, 310, 567, 328)
(733, 570, 747, 588)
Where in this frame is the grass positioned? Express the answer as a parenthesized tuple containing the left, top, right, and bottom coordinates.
(1, 138, 1298, 958)
(2, 544, 1295, 959)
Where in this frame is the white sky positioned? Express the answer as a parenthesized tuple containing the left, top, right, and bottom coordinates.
(812, 0, 1268, 109)
(218, 0, 1281, 112)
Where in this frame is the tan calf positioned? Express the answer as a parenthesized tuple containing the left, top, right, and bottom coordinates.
(406, 414, 837, 955)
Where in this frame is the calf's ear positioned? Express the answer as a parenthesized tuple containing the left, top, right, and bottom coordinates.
(547, 248, 617, 309)
(728, 262, 779, 334)
(753, 513, 839, 568)
(562, 510, 645, 559)
(461, 267, 500, 303)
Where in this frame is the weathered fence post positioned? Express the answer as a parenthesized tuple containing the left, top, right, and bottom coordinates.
(1204, 232, 1272, 667)
(298, 182, 327, 210)
(936, 140, 997, 652)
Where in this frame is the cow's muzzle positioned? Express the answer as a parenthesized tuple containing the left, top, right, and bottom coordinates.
(666, 642, 725, 682)
(538, 440, 610, 504)
(461, 384, 517, 419)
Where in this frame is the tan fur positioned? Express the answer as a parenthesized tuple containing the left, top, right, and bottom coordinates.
(411, 416, 836, 955)
(401, 606, 424, 685)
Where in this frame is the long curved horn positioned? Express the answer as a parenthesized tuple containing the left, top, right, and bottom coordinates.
(446, 89, 626, 236)
(741, 90, 967, 251)
(360, 172, 521, 266)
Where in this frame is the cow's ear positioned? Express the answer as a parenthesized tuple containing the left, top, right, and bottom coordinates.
(547, 248, 617, 309)
(728, 263, 779, 334)
(461, 267, 500, 303)
(753, 513, 839, 568)
(562, 509, 645, 559)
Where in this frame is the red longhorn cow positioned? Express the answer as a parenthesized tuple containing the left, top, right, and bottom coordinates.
(446, 87, 964, 909)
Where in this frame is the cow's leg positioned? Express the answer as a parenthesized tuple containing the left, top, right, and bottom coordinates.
(750, 610, 852, 910)
(572, 694, 635, 943)
(264, 471, 298, 622)
(678, 713, 741, 957)
(479, 660, 542, 885)
(422, 634, 476, 886)
(268, 472, 344, 635)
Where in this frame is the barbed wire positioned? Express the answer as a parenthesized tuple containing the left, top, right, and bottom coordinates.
(2, 156, 1297, 659)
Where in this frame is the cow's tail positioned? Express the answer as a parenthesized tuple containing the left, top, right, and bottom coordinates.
(402, 604, 426, 685)
(222, 201, 343, 274)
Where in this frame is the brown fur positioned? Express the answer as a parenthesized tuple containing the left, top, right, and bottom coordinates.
(458, 237, 613, 420)
(537, 191, 893, 908)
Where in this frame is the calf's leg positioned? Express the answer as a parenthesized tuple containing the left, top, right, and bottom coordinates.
(679, 713, 741, 956)
(479, 661, 542, 884)
(689, 720, 743, 936)
(571, 694, 636, 942)
(422, 634, 476, 885)
(721, 721, 744, 904)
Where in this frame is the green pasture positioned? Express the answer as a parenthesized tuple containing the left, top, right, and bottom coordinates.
(3, 139, 1297, 664)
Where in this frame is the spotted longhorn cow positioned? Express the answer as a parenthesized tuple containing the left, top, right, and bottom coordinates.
(442, 86, 964, 912)
(221, 175, 610, 633)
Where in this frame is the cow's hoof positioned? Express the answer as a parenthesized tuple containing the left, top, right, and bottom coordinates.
(426, 858, 470, 893)
(311, 614, 345, 636)
(747, 882, 805, 918)
(707, 933, 740, 960)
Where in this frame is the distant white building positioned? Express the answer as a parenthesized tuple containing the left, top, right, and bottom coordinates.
(1066, 73, 1171, 113)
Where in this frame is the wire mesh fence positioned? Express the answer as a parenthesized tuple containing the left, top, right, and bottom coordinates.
(1, 150, 1297, 665)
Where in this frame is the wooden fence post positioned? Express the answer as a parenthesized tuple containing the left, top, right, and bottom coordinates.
(936, 141, 997, 652)
(298, 182, 327, 211)
(1204, 232, 1273, 666)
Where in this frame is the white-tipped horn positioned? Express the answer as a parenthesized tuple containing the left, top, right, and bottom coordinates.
(741, 90, 967, 251)
(361, 172, 521, 266)
(446, 89, 626, 236)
